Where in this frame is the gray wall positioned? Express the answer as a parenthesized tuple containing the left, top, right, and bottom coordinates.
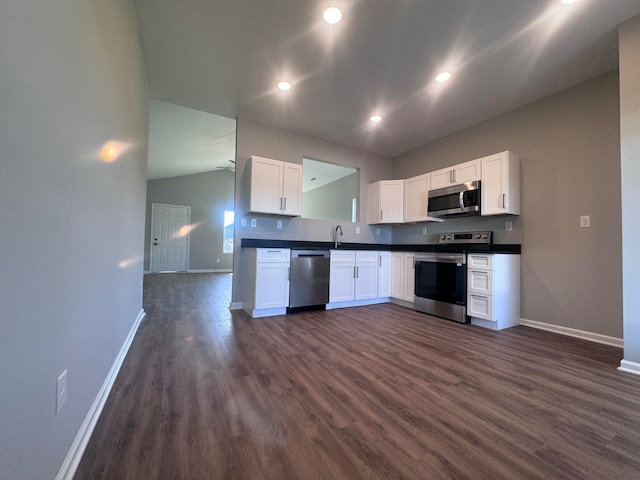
(620, 15, 640, 364)
(0, 1, 149, 479)
(233, 118, 393, 304)
(393, 71, 622, 339)
(145, 170, 235, 271)
(302, 172, 358, 222)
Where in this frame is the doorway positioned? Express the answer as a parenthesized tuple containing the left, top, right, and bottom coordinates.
(150, 203, 191, 273)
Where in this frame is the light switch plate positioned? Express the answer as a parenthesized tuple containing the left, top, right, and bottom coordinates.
(277, 220, 282, 229)
(505, 221, 512, 231)
(356, 226, 361, 234)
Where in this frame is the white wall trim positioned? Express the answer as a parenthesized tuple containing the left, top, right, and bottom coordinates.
(229, 302, 244, 310)
(187, 268, 233, 273)
(55, 309, 145, 480)
(519, 318, 623, 348)
(618, 360, 640, 376)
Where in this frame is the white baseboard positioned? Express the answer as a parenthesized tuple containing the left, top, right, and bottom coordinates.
(229, 302, 244, 310)
(618, 360, 640, 375)
(188, 268, 233, 273)
(55, 309, 145, 480)
(519, 318, 623, 348)
(144, 269, 232, 274)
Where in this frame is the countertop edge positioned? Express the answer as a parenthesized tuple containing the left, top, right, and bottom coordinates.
(240, 239, 521, 254)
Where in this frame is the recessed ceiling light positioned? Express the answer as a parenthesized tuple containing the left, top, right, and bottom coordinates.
(370, 115, 382, 123)
(277, 81, 291, 91)
(435, 71, 452, 83)
(323, 7, 342, 24)
(560, 0, 577, 4)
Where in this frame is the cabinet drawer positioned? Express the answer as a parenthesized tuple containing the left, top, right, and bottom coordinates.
(356, 251, 378, 264)
(256, 248, 290, 263)
(468, 270, 494, 294)
(467, 254, 494, 270)
(468, 293, 493, 321)
(330, 250, 356, 263)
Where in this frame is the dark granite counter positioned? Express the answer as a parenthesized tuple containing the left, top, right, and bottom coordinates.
(241, 238, 521, 254)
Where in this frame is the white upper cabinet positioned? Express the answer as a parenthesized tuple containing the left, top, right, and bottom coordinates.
(404, 173, 430, 223)
(367, 180, 404, 224)
(480, 151, 520, 216)
(430, 159, 481, 190)
(247, 155, 302, 216)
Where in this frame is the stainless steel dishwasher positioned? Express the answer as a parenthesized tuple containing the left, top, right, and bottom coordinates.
(288, 250, 330, 310)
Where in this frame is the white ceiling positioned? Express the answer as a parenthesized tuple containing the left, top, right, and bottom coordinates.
(135, 0, 640, 159)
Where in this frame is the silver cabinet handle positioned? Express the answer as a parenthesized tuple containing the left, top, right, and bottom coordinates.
(502, 194, 506, 208)
(453, 169, 457, 183)
(353, 266, 356, 278)
(380, 209, 383, 221)
(284, 197, 287, 211)
(356, 266, 359, 278)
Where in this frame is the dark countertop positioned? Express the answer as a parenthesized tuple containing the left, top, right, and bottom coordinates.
(241, 238, 521, 254)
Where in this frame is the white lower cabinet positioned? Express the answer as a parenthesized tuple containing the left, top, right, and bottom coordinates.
(467, 253, 520, 330)
(243, 248, 290, 318)
(328, 250, 381, 308)
(390, 252, 416, 303)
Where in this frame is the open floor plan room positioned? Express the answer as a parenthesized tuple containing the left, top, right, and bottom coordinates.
(75, 273, 640, 480)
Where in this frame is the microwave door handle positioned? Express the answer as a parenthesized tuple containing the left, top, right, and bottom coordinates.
(459, 191, 465, 210)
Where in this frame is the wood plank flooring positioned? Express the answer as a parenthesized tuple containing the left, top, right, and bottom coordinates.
(74, 273, 640, 479)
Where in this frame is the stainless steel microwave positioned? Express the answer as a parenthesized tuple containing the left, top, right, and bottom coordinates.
(427, 181, 481, 218)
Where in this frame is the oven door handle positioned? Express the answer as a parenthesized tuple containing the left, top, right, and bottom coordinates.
(415, 255, 465, 264)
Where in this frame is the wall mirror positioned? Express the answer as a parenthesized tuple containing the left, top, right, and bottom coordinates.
(302, 157, 358, 222)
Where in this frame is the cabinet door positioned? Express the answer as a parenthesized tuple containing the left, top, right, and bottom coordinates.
(403, 253, 415, 302)
(430, 167, 453, 190)
(390, 253, 405, 299)
(481, 151, 520, 215)
(377, 252, 391, 298)
(355, 263, 378, 300)
(454, 159, 481, 184)
(248, 156, 283, 214)
(404, 174, 430, 222)
(379, 181, 404, 223)
(329, 263, 355, 303)
(255, 263, 290, 309)
(282, 162, 302, 216)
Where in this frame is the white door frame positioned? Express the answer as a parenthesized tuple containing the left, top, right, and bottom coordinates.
(149, 203, 191, 273)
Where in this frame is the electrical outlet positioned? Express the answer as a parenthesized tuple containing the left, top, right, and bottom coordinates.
(376, 228, 380, 236)
(580, 215, 591, 228)
(277, 220, 282, 229)
(422, 227, 427, 235)
(56, 370, 67, 414)
(505, 221, 513, 231)
(241, 218, 247, 227)
(216, 258, 220, 263)
(356, 226, 361, 234)
(251, 219, 257, 227)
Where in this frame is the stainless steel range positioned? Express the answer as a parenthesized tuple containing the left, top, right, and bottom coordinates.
(414, 231, 492, 323)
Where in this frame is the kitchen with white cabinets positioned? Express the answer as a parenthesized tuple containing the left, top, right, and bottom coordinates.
(241, 150, 522, 330)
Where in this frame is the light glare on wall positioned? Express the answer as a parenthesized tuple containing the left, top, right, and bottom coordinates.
(323, 7, 342, 24)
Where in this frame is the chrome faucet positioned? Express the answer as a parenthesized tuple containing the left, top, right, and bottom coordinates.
(334, 225, 343, 249)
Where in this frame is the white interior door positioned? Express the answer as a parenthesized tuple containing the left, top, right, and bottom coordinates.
(151, 203, 190, 272)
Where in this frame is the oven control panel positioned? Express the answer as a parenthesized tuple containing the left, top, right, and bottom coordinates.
(439, 231, 492, 244)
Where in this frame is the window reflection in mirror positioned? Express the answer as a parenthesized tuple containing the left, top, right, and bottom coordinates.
(302, 157, 358, 222)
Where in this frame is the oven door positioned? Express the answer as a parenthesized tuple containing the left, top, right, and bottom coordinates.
(414, 253, 468, 323)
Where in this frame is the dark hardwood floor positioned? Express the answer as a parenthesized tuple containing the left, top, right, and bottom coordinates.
(75, 273, 640, 479)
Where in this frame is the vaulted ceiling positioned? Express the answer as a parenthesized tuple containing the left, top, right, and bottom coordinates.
(135, 0, 640, 159)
